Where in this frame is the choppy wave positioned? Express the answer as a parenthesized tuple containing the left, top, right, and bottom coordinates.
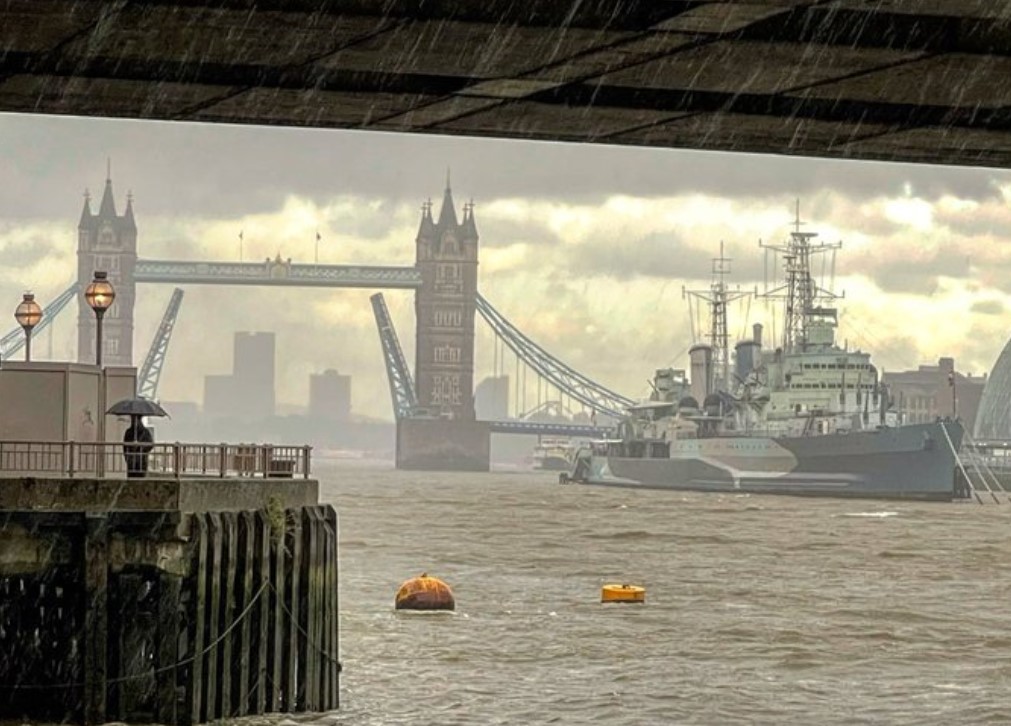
(256, 463, 1011, 725)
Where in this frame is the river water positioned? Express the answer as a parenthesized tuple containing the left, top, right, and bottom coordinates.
(314, 460, 1011, 725)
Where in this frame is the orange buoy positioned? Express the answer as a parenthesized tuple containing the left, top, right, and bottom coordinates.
(601, 583, 645, 604)
(395, 573, 455, 611)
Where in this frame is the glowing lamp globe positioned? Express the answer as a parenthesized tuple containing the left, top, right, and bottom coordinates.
(85, 271, 116, 314)
(14, 293, 42, 330)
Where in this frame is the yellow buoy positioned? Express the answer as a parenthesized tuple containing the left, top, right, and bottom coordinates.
(395, 573, 455, 611)
(601, 583, 645, 604)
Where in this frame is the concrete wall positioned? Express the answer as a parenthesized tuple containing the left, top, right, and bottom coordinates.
(0, 365, 66, 440)
(0, 362, 136, 442)
(65, 366, 100, 441)
(104, 366, 138, 442)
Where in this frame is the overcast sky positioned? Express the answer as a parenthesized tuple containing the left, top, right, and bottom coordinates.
(2, 111, 1011, 421)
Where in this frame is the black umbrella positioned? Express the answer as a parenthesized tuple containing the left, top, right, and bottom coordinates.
(106, 397, 169, 418)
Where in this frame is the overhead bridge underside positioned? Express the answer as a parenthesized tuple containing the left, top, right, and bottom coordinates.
(2, 2, 1011, 168)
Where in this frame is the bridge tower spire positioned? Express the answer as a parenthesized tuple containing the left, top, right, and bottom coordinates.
(77, 167, 137, 367)
(437, 169, 458, 228)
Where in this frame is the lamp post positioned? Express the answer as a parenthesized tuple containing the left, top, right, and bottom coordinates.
(14, 292, 43, 362)
(84, 271, 115, 367)
(85, 271, 115, 474)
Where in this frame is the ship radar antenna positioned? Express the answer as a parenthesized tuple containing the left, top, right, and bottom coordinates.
(683, 240, 752, 391)
(759, 202, 844, 352)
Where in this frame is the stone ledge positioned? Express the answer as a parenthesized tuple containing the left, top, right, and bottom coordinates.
(0, 476, 319, 512)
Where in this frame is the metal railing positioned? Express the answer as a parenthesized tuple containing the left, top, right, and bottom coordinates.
(0, 441, 312, 479)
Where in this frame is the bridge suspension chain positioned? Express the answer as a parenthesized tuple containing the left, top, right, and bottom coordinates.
(475, 293, 633, 418)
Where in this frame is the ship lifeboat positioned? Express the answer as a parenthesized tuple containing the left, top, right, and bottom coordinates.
(395, 573, 455, 611)
(601, 583, 645, 604)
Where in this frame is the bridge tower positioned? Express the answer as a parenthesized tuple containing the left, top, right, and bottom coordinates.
(397, 177, 489, 471)
(77, 171, 136, 367)
(414, 178, 478, 419)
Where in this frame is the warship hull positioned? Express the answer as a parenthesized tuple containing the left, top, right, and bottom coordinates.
(573, 420, 963, 501)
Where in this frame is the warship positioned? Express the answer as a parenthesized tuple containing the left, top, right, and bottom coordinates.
(566, 211, 964, 500)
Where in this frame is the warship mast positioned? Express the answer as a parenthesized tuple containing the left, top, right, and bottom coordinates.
(760, 201, 843, 352)
(683, 241, 752, 390)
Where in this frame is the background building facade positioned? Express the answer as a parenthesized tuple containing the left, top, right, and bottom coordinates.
(883, 357, 986, 430)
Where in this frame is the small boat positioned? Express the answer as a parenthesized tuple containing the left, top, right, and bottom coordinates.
(533, 437, 573, 471)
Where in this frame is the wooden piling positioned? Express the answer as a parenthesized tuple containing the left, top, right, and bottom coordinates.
(83, 513, 109, 726)
(0, 475, 339, 726)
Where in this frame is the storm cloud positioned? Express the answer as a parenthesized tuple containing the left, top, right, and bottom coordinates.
(3, 112, 1011, 419)
(2, 113, 1010, 222)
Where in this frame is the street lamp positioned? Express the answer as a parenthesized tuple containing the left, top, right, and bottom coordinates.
(13, 292, 42, 362)
(84, 271, 115, 367)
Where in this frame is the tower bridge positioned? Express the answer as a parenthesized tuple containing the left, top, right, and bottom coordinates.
(8, 175, 620, 470)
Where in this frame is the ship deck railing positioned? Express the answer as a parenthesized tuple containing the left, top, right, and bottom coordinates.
(0, 440, 312, 479)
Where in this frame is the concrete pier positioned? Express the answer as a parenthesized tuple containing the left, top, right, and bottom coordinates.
(396, 418, 490, 472)
(0, 473, 339, 725)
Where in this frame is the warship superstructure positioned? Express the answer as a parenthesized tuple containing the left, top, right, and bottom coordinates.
(568, 210, 963, 500)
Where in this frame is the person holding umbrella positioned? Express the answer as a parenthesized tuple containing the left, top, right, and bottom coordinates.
(106, 397, 168, 478)
(124, 415, 154, 477)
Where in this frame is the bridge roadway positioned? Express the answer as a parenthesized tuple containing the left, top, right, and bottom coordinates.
(134, 257, 632, 434)
(135, 258, 421, 289)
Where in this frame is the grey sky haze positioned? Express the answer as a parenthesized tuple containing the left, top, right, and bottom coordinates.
(2, 113, 1008, 220)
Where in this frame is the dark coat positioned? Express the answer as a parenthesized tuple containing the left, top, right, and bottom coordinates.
(124, 421, 154, 474)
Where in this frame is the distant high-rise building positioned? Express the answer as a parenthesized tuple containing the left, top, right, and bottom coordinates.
(309, 369, 351, 421)
(77, 171, 137, 366)
(202, 332, 276, 419)
(233, 332, 275, 419)
(475, 375, 509, 420)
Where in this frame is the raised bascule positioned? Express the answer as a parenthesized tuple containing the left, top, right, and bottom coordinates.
(0, 174, 626, 471)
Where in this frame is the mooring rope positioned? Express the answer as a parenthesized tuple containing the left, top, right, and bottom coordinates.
(962, 431, 1011, 504)
(268, 580, 342, 668)
(961, 436, 1001, 504)
(941, 422, 983, 505)
(2, 578, 271, 691)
